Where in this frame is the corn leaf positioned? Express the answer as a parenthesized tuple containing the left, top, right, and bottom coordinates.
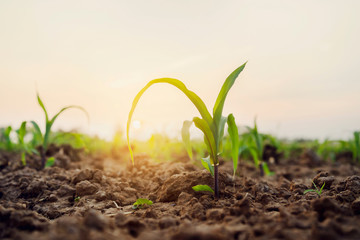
(37, 93, 49, 122)
(192, 184, 214, 193)
(213, 62, 247, 140)
(201, 156, 214, 176)
(249, 147, 260, 167)
(127, 78, 213, 164)
(227, 114, 239, 176)
(45, 157, 55, 168)
(218, 116, 228, 153)
(43, 106, 89, 149)
(30, 121, 42, 139)
(18, 121, 27, 145)
(193, 117, 217, 164)
(181, 120, 193, 160)
(262, 162, 274, 176)
(252, 118, 263, 159)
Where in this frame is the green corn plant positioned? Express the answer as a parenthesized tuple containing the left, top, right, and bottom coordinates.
(31, 93, 88, 169)
(16, 121, 29, 165)
(127, 62, 247, 198)
(239, 118, 274, 176)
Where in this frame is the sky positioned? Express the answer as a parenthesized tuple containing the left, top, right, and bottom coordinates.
(0, 0, 359, 141)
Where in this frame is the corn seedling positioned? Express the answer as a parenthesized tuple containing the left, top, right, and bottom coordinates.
(31, 93, 88, 169)
(127, 62, 247, 198)
(304, 181, 325, 196)
(0, 126, 13, 151)
(16, 121, 29, 165)
(239, 118, 274, 176)
(132, 198, 153, 209)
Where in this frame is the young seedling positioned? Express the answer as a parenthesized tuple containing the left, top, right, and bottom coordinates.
(0, 126, 13, 151)
(239, 118, 274, 176)
(132, 198, 153, 209)
(31, 93, 88, 169)
(304, 181, 325, 196)
(127, 62, 247, 198)
(16, 121, 28, 165)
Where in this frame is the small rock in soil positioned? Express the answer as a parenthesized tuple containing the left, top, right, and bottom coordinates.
(351, 198, 360, 215)
(83, 209, 108, 231)
(56, 185, 76, 197)
(206, 208, 225, 221)
(159, 216, 178, 229)
(72, 169, 93, 184)
(76, 180, 99, 196)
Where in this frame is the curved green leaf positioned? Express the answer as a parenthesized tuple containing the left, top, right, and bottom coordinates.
(192, 184, 214, 193)
(37, 93, 49, 122)
(43, 105, 89, 149)
(30, 121, 43, 139)
(218, 116, 227, 152)
(127, 78, 213, 164)
(213, 62, 247, 138)
(193, 117, 217, 164)
(45, 157, 55, 168)
(181, 120, 193, 160)
(227, 114, 239, 176)
(201, 156, 214, 176)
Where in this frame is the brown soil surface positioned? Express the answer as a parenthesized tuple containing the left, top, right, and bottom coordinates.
(1, 145, 360, 240)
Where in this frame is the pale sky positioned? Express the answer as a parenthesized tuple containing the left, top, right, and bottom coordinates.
(0, 0, 359, 141)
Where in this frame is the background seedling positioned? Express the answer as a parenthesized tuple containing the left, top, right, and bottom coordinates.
(236, 118, 274, 176)
(31, 93, 88, 169)
(132, 198, 153, 209)
(304, 181, 325, 196)
(127, 62, 247, 198)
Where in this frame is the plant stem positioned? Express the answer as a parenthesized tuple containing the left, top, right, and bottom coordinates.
(259, 162, 264, 177)
(214, 164, 219, 198)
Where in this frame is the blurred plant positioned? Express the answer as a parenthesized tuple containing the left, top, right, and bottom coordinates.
(351, 131, 360, 162)
(237, 118, 274, 176)
(0, 126, 13, 151)
(304, 181, 325, 196)
(127, 62, 247, 198)
(132, 198, 153, 209)
(31, 93, 88, 168)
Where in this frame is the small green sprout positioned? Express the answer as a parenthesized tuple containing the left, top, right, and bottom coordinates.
(304, 181, 325, 196)
(239, 118, 274, 176)
(192, 185, 214, 193)
(74, 196, 81, 202)
(31, 93, 88, 168)
(127, 62, 247, 198)
(132, 198, 153, 209)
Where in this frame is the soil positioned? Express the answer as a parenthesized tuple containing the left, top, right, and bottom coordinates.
(1, 145, 360, 240)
